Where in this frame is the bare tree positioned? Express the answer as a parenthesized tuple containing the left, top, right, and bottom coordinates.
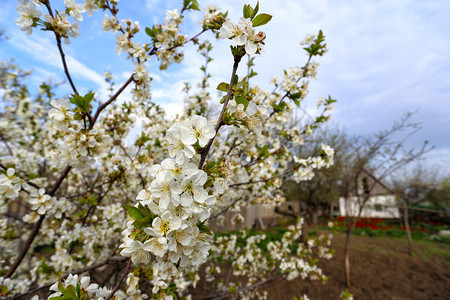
(391, 163, 450, 255)
(337, 112, 432, 287)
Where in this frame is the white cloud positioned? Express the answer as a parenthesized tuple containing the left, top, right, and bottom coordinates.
(2, 0, 449, 171)
(9, 33, 105, 88)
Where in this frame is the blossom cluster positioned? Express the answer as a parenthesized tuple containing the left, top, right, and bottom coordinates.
(0, 168, 22, 210)
(48, 274, 110, 299)
(48, 99, 112, 169)
(293, 143, 334, 182)
(15, 0, 89, 44)
(153, 10, 188, 70)
(2, 0, 339, 298)
(219, 17, 266, 55)
(207, 219, 334, 299)
(120, 115, 218, 292)
(15, 0, 42, 35)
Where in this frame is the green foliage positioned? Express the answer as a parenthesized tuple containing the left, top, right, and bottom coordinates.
(216, 82, 230, 92)
(51, 281, 82, 300)
(235, 95, 249, 109)
(183, 0, 200, 11)
(303, 30, 327, 56)
(215, 228, 291, 252)
(196, 220, 212, 235)
(252, 13, 272, 27)
(145, 26, 157, 38)
(124, 203, 155, 228)
(288, 91, 302, 106)
(69, 92, 94, 118)
(34, 243, 55, 254)
(258, 145, 270, 158)
(135, 131, 151, 147)
(340, 289, 354, 300)
(0, 284, 12, 297)
(430, 234, 450, 245)
(243, 3, 257, 19)
(271, 101, 287, 113)
(124, 205, 145, 220)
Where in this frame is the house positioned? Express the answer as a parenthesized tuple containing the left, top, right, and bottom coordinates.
(210, 197, 300, 231)
(339, 169, 400, 219)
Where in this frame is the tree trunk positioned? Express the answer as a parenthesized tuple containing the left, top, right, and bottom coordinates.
(403, 199, 413, 256)
(344, 217, 352, 288)
(329, 199, 335, 220)
(312, 210, 318, 225)
(300, 217, 308, 243)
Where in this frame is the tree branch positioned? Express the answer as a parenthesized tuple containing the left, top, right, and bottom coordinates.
(43, 1, 78, 95)
(90, 75, 134, 130)
(210, 197, 243, 220)
(198, 55, 242, 169)
(106, 258, 131, 299)
(229, 170, 291, 188)
(12, 256, 128, 299)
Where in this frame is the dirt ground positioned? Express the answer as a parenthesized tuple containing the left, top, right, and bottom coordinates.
(261, 232, 450, 300)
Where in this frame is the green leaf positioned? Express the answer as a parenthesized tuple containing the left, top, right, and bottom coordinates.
(259, 145, 270, 157)
(315, 115, 326, 123)
(138, 203, 153, 218)
(249, 70, 258, 78)
(76, 283, 81, 297)
(132, 215, 154, 228)
(145, 26, 158, 38)
(68, 92, 95, 114)
(183, 0, 191, 8)
(252, 13, 272, 27)
(145, 27, 152, 37)
(289, 92, 302, 106)
(235, 95, 249, 109)
(243, 4, 252, 19)
(272, 101, 287, 113)
(216, 82, 230, 92)
(251, 1, 259, 19)
(188, 0, 200, 11)
(124, 205, 145, 220)
(65, 285, 78, 299)
(234, 75, 248, 90)
(84, 92, 95, 102)
(183, 0, 200, 11)
(219, 96, 226, 104)
(233, 74, 239, 86)
(196, 221, 212, 235)
(34, 243, 55, 254)
(290, 92, 302, 100)
(58, 280, 65, 293)
(205, 161, 216, 170)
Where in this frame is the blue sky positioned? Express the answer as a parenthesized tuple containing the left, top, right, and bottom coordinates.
(1, 0, 449, 176)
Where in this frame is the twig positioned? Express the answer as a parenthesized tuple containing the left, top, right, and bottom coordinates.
(43, 1, 78, 95)
(0, 163, 40, 190)
(265, 53, 313, 122)
(90, 75, 134, 130)
(3, 215, 45, 279)
(12, 256, 128, 299)
(4, 164, 72, 279)
(48, 165, 72, 196)
(229, 170, 291, 188)
(198, 55, 242, 169)
(106, 258, 131, 299)
(0, 132, 13, 155)
(210, 197, 243, 220)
